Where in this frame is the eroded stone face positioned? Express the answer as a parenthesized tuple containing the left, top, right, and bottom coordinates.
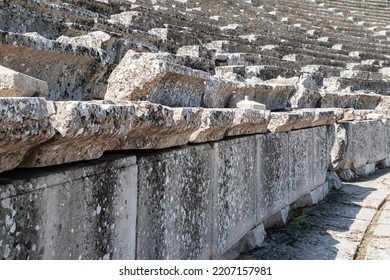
(0, 31, 105, 101)
(136, 145, 213, 260)
(105, 51, 210, 107)
(213, 137, 257, 257)
(0, 65, 48, 97)
(19, 101, 137, 168)
(0, 155, 137, 260)
(0, 97, 54, 173)
(56, 31, 111, 49)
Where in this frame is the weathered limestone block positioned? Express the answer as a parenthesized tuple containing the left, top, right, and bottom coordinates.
(136, 145, 213, 260)
(288, 128, 313, 202)
(226, 78, 296, 111)
(20, 101, 203, 168)
(56, 31, 111, 49)
(219, 223, 266, 260)
(333, 120, 388, 171)
(263, 206, 290, 228)
(236, 97, 266, 110)
(189, 109, 235, 143)
(117, 101, 202, 149)
(256, 133, 289, 222)
(319, 92, 382, 109)
(311, 108, 344, 126)
(19, 101, 137, 168)
(268, 109, 343, 133)
(0, 97, 54, 173)
(0, 30, 105, 100)
(291, 182, 329, 208)
(312, 126, 330, 188)
(249, 78, 297, 110)
(105, 51, 209, 107)
(0, 155, 137, 260)
(268, 110, 315, 133)
(110, 11, 165, 30)
(368, 120, 387, 164)
(177, 45, 212, 59)
(225, 109, 270, 136)
(291, 73, 321, 109)
(0, 65, 48, 97)
(202, 76, 236, 108)
(213, 137, 257, 257)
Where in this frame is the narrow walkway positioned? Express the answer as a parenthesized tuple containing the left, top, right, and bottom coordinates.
(238, 169, 390, 260)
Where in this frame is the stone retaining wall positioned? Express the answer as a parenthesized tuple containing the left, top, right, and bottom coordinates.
(1, 126, 333, 260)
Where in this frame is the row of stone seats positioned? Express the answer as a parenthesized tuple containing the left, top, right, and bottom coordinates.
(3, 94, 381, 175)
(2, 0, 390, 111)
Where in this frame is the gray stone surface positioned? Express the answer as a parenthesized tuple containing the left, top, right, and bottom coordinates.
(213, 137, 257, 258)
(189, 109, 234, 143)
(56, 31, 111, 50)
(0, 98, 55, 173)
(0, 30, 105, 101)
(332, 119, 390, 180)
(225, 109, 270, 136)
(105, 51, 209, 107)
(0, 155, 137, 260)
(288, 128, 313, 202)
(0, 65, 48, 97)
(136, 145, 213, 260)
(256, 133, 289, 222)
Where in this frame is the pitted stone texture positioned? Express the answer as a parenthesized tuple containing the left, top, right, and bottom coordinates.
(0, 30, 105, 101)
(189, 109, 235, 143)
(225, 109, 270, 137)
(268, 109, 343, 133)
(19, 101, 137, 168)
(105, 51, 209, 107)
(219, 223, 266, 260)
(213, 137, 257, 258)
(202, 77, 236, 108)
(0, 97, 54, 173)
(332, 120, 389, 171)
(0, 155, 137, 260)
(312, 126, 330, 188)
(118, 101, 202, 149)
(0, 65, 48, 97)
(268, 110, 314, 133)
(288, 128, 314, 202)
(256, 133, 289, 222)
(136, 145, 213, 260)
(56, 31, 111, 49)
(20, 101, 203, 168)
(291, 73, 321, 109)
(319, 92, 382, 110)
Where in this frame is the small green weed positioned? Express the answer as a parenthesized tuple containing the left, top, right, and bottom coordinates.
(286, 211, 310, 231)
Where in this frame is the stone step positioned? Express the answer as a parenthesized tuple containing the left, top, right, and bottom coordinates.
(0, 97, 55, 173)
(0, 65, 48, 97)
(0, 30, 106, 100)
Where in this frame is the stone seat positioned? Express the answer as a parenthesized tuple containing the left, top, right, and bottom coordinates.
(216, 65, 301, 80)
(336, 77, 390, 95)
(217, 52, 301, 70)
(0, 30, 105, 101)
(0, 97, 54, 173)
(318, 91, 384, 109)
